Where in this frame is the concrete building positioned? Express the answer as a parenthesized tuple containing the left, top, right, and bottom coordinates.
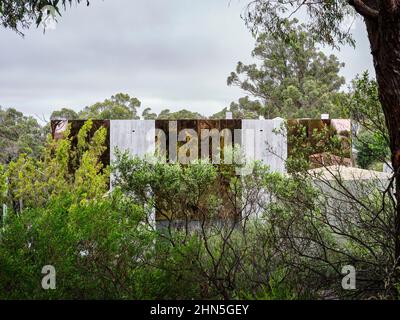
(51, 118, 353, 227)
(52, 118, 293, 174)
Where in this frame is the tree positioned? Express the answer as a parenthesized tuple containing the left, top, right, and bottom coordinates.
(348, 72, 390, 169)
(355, 130, 389, 169)
(141, 107, 157, 120)
(348, 72, 387, 138)
(157, 109, 204, 120)
(245, 0, 400, 291)
(112, 152, 304, 299)
(2, 135, 396, 299)
(0, 121, 159, 300)
(228, 19, 347, 119)
(78, 93, 141, 120)
(0, 107, 45, 164)
(141, 108, 205, 120)
(3, 119, 109, 212)
(50, 94, 141, 120)
(0, 0, 88, 35)
(210, 97, 260, 119)
(0, 164, 6, 205)
(50, 108, 79, 120)
(0, 191, 157, 299)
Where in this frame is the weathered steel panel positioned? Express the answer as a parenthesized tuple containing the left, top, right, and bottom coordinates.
(50, 119, 110, 172)
(155, 119, 242, 163)
(154, 119, 242, 223)
(287, 119, 352, 169)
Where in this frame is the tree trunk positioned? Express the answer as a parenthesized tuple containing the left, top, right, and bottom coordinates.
(365, 14, 400, 291)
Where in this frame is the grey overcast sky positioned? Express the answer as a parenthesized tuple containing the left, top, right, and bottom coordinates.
(0, 0, 374, 120)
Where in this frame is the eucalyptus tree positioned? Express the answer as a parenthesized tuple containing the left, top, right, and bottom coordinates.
(210, 97, 260, 119)
(0, 107, 45, 164)
(78, 93, 141, 120)
(245, 0, 400, 289)
(228, 19, 347, 119)
(50, 107, 79, 120)
(0, 0, 89, 35)
(142, 108, 205, 120)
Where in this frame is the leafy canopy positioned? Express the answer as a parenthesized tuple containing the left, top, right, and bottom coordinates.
(78, 93, 141, 120)
(51, 93, 142, 120)
(210, 97, 261, 119)
(227, 19, 347, 119)
(245, 0, 357, 48)
(349, 72, 390, 169)
(0, 107, 45, 164)
(3, 119, 110, 210)
(0, 0, 89, 35)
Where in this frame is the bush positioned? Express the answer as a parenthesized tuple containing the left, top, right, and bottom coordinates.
(0, 192, 163, 299)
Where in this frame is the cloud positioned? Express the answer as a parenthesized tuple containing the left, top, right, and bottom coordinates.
(0, 0, 375, 120)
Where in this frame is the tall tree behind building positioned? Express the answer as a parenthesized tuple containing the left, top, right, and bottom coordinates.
(78, 93, 141, 120)
(227, 19, 348, 119)
(0, 107, 45, 164)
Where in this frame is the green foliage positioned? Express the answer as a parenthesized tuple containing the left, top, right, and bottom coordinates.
(3, 119, 109, 211)
(112, 153, 313, 299)
(78, 93, 141, 120)
(50, 108, 79, 120)
(0, 0, 89, 35)
(113, 153, 219, 221)
(2, 0, 397, 301)
(1, 146, 395, 299)
(348, 72, 386, 134)
(141, 107, 158, 120)
(211, 97, 260, 119)
(245, 0, 357, 48)
(355, 130, 389, 169)
(52, 98, 204, 121)
(286, 121, 350, 172)
(0, 107, 45, 164)
(142, 108, 205, 120)
(0, 164, 6, 204)
(349, 72, 390, 169)
(1, 118, 395, 299)
(157, 108, 204, 120)
(0, 192, 160, 299)
(51, 94, 144, 121)
(227, 19, 347, 119)
(237, 268, 297, 300)
(283, 127, 398, 298)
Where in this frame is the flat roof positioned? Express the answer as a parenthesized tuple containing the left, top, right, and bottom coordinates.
(308, 165, 392, 181)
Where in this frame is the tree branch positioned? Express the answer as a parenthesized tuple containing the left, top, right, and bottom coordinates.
(348, 0, 379, 18)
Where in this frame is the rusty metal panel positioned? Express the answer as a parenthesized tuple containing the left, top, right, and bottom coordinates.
(154, 119, 242, 223)
(155, 119, 242, 163)
(287, 119, 352, 169)
(51, 119, 110, 172)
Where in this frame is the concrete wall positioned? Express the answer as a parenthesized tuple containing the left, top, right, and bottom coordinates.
(110, 120, 156, 226)
(106, 118, 351, 175)
(241, 118, 287, 173)
(110, 120, 155, 162)
(109, 119, 287, 173)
